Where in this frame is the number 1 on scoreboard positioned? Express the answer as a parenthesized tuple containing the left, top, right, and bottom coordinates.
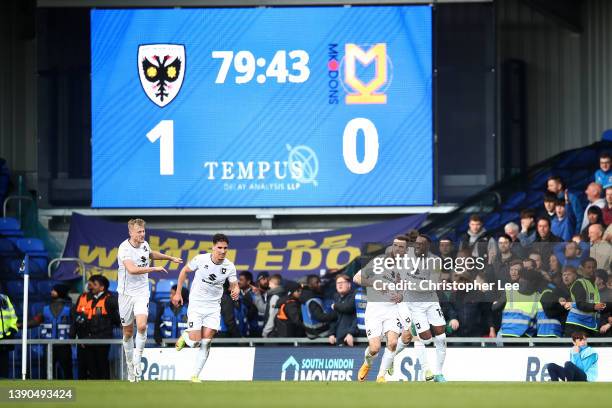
(146, 120, 174, 175)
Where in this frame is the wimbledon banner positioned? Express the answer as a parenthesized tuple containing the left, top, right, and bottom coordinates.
(54, 213, 425, 282)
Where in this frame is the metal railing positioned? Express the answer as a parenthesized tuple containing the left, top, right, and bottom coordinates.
(48, 257, 87, 289)
(2, 195, 34, 223)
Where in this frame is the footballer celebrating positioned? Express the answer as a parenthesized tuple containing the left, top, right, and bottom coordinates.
(173, 233, 240, 382)
(117, 218, 183, 382)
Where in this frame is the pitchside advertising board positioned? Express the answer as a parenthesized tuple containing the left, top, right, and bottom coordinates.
(90, 6, 433, 208)
(141, 347, 612, 381)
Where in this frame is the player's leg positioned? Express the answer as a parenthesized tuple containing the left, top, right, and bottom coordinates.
(427, 302, 448, 382)
(395, 303, 413, 355)
(132, 298, 149, 381)
(358, 312, 383, 382)
(376, 324, 399, 383)
(176, 306, 203, 351)
(191, 313, 219, 382)
(119, 295, 136, 382)
(411, 304, 434, 381)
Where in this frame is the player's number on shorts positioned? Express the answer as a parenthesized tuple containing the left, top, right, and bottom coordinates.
(343, 118, 379, 174)
(146, 120, 174, 175)
(436, 308, 443, 318)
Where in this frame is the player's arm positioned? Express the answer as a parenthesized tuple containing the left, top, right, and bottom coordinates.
(229, 279, 240, 301)
(123, 259, 167, 275)
(150, 250, 183, 264)
(172, 264, 194, 306)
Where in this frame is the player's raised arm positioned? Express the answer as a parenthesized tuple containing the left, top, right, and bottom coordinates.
(123, 259, 167, 275)
(150, 250, 183, 264)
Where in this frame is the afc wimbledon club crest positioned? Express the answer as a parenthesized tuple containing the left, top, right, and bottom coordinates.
(138, 44, 185, 107)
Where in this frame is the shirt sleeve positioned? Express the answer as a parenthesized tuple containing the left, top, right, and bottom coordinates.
(227, 265, 238, 283)
(187, 255, 200, 272)
(117, 244, 130, 263)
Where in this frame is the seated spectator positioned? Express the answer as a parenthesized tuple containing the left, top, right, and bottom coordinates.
(594, 152, 612, 188)
(154, 285, 189, 345)
(580, 182, 606, 233)
(299, 275, 336, 339)
(602, 186, 612, 226)
(552, 198, 575, 242)
(503, 222, 526, 258)
(539, 192, 558, 221)
(587, 224, 612, 271)
(328, 274, 358, 347)
(518, 209, 537, 247)
(262, 274, 285, 338)
(594, 269, 612, 336)
(581, 206, 605, 242)
(486, 234, 520, 284)
(548, 254, 561, 281)
(547, 176, 583, 232)
(458, 214, 490, 258)
(546, 331, 598, 382)
(273, 286, 305, 337)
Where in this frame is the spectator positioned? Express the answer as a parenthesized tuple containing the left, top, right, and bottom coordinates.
(299, 275, 336, 339)
(237, 271, 261, 336)
(580, 206, 605, 242)
(580, 182, 605, 233)
(219, 280, 246, 338)
(546, 331, 598, 382)
(486, 234, 519, 284)
(253, 271, 271, 332)
(262, 274, 285, 338)
(36, 284, 73, 379)
(548, 254, 561, 280)
(602, 186, 612, 226)
(539, 192, 558, 221)
(0, 286, 18, 379)
(588, 224, 612, 271)
(328, 274, 358, 347)
(494, 268, 540, 337)
(594, 269, 612, 336)
(552, 198, 576, 242)
(458, 214, 490, 258)
(451, 273, 496, 337)
(594, 152, 612, 188)
(562, 259, 606, 337)
(154, 285, 188, 345)
(518, 209, 537, 247)
(503, 222, 526, 258)
(537, 278, 567, 338)
(547, 176, 584, 232)
(437, 237, 456, 277)
(273, 286, 305, 337)
(73, 280, 93, 380)
(531, 217, 562, 271)
(553, 241, 590, 269)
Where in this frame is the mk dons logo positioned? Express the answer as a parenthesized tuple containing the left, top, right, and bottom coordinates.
(342, 43, 391, 105)
(138, 44, 186, 107)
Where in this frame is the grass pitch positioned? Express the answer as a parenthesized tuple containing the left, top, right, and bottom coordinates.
(0, 381, 608, 408)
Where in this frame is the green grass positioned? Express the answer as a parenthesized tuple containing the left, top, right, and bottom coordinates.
(0, 381, 609, 408)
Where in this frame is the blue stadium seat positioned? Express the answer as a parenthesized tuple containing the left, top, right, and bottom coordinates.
(501, 191, 526, 211)
(5, 279, 37, 301)
(148, 302, 158, 322)
(15, 238, 47, 254)
(0, 217, 23, 238)
(147, 322, 155, 341)
(153, 279, 176, 302)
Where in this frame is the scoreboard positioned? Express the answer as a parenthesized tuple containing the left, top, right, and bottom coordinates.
(90, 6, 432, 208)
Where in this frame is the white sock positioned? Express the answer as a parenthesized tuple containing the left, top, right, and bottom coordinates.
(134, 331, 147, 370)
(433, 333, 447, 375)
(182, 331, 199, 348)
(193, 339, 211, 378)
(415, 337, 432, 377)
(377, 347, 395, 378)
(395, 337, 410, 355)
(122, 336, 134, 368)
(364, 346, 378, 366)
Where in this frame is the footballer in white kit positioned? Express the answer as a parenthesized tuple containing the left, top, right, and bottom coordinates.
(117, 218, 183, 383)
(353, 236, 409, 383)
(172, 233, 239, 383)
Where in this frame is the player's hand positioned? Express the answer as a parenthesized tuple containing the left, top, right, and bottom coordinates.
(389, 292, 402, 303)
(345, 333, 354, 347)
(328, 335, 336, 345)
(594, 302, 606, 311)
(171, 293, 183, 306)
(170, 256, 183, 264)
(230, 286, 240, 301)
(488, 327, 496, 338)
(153, 266, 168, 274)
(449, 319, 459, 331)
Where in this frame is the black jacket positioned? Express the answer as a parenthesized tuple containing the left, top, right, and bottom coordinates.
(450, 290, 495, 337)
(273, 295, 304, 337)
(219, 292, 241, 337)
(328, 290, 357, 341)
(88, 292, 120, 339)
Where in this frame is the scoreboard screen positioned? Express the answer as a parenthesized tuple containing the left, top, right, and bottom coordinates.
(91, 6, 432, 208)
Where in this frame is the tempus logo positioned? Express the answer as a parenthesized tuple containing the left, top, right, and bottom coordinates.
(138, 44, 186, 107)
(281, 356, 300, 381)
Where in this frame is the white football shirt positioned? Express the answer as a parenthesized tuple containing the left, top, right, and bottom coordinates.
(117, 239, 151, 297)
(187, 253, 237, 308)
